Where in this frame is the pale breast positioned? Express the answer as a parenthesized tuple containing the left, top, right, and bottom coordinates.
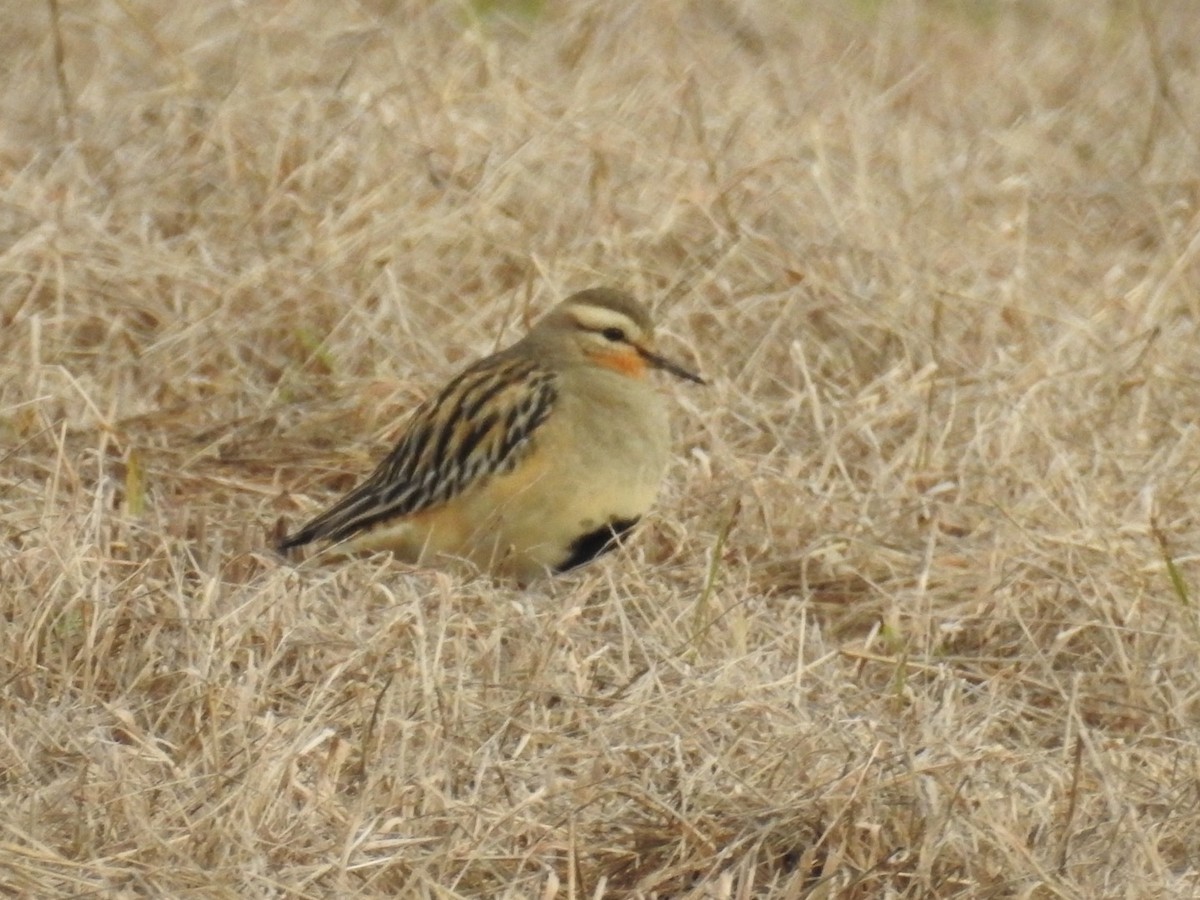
(347, 367, 673, 581)
(555, 366, 671, 514)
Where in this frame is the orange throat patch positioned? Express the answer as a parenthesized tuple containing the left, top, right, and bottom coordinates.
(589, 347, 648, 378)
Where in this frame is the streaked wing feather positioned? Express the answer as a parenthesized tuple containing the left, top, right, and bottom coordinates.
(279, 354, 558, 550)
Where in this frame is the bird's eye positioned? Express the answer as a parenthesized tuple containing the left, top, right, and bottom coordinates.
(601, 327, 626, 342)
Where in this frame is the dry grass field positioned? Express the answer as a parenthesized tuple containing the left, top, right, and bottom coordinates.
(4, 0, 1200, 896)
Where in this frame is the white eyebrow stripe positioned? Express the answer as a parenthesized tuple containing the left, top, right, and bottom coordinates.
(567, 304, 643, 335)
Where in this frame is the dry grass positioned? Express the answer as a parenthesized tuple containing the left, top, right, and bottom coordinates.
(4, 0, 1200, 896)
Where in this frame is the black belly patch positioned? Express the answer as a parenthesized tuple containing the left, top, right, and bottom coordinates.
(556, 518, 640, 572)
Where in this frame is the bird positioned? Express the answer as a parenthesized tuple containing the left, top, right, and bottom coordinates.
(276, 286, 705, 581)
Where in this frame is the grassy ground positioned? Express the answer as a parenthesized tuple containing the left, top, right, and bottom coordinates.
(4, 1, 1200, 896)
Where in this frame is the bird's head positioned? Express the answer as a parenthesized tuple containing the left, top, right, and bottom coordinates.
(534, 287, 706, 384)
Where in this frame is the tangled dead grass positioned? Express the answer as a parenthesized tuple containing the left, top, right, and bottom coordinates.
(4, 0, 1200, 896)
